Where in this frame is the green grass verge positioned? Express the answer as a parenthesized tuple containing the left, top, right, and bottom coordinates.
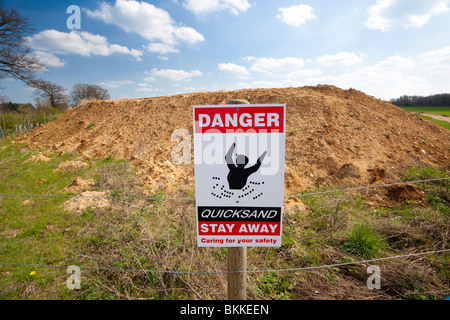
(398, 106, 450, 129)
(399, 106, 450, 116)
(419, 115, 450, 130)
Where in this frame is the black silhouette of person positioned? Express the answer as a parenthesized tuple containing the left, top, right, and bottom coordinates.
(225, 143, 267, 190)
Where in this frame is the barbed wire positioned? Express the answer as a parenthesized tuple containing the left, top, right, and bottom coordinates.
(0, 177, 448, 276)
(0, 249, 448, 274)
(0, 177, 448, 202)
(286, 177, 449, 198)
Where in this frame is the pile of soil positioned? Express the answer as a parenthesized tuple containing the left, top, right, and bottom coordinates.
(18, 85, 450, 197)
(63, 177, 94, 193)
(63, 191, 110, 213)
(54, 160, 89, 172)
(23, 153, 50, 163)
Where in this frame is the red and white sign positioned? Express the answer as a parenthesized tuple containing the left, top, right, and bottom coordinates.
(194, 106, 284, 133)
(193, 104, 286, 247)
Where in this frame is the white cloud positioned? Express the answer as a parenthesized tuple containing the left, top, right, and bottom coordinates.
(276, 4, 316, 27)
(33, 51, 65, 67)
(136, 88, 154, 92)
(303, 55, 422, 99)
(326, 56, 416, 86)
(249, 57, 305, 74)
(173, 27, 206, 44)
(242, 56, 257, 62)
(100, 80, 133, 88)
(316, 52, 365, 67)
(237, 80, 282, 89)
(365, 0, 392, 31)
(27, 29, 143, 61)
(218, 63, 249, 78)
(419, 45, 450, 64)
(228, 48, 450, 100)
(143, 75, 156, 82)
(425, 64, 450, 75)
(285, 68, 322, 79)
(86, 0, 204, 50)
(135, 83, 154, 92)
(365, 0, 450, 31)
(183, 0, 251, 16)
(147, 43, 180, 54)
(419, 46, 450, 76)
(148, 68, 203, 81)
(375, 55, 415, 70)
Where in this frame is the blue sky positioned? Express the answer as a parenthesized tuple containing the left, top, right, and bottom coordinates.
(2, 0, 450, 104)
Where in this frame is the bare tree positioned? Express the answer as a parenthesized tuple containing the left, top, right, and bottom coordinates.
(70, 83, 110, 106)
(0, 4, 45, 83)
(30, 79, 68, 110)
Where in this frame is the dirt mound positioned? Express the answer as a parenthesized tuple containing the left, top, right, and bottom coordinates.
(63, 177, 94, 193)
(18, 85, 450, 195)
(63, 191, 110, 213)
(384, 184, 424, 203)
(24, 153, 51, 163)
(55, 160, 89, 172)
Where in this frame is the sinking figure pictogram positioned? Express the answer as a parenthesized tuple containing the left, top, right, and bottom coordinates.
(225, 142, 266, 190)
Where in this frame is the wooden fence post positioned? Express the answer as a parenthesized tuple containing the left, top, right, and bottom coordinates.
(226, 98, 250, 300)
(1, 114, 7, 138)
(227, 247, 247, 300)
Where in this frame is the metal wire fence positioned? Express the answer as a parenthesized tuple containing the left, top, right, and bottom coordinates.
(0, 177, 448, 274)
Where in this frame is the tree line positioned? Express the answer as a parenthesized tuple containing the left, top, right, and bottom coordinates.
(1, 4, 112, 136)
(0, 5, 110, 111)
(390, 94, 450, 107)
(0, 81, 111, 136)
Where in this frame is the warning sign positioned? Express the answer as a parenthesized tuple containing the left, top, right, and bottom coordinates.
(193, 104, 286, 247)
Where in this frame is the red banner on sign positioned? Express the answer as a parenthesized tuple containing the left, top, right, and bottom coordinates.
(198, 221, 281, 236)
(194, 106, 285, 133)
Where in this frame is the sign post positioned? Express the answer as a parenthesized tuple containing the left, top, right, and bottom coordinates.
(228, 246, 247, 300)
(193, 101, 286, 299)
(227, 99, 248, 301)
(1, 114, 7, 138)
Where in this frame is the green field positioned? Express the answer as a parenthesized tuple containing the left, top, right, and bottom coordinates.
(399, 106, 450, 130)
(399, 106, 450, 116)
(419, 116, 450, 130)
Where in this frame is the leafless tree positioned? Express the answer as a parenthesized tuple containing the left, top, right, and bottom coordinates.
(70, 83, 110, 106)
(29, 79, 68, 110)
(0, 4, 45, 84)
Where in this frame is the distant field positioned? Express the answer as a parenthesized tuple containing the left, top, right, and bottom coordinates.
(419, 115, 450, 130)
(398, 106, 450, 130)
(399, 106, 450, 116)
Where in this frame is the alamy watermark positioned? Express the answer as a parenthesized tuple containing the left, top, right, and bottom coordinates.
(66, 265, 81, 290)
(366, 265, 381, 290)
(67, 5, 81, 30)
(170, 128, 282, 175)
(171, 128, 191, 165)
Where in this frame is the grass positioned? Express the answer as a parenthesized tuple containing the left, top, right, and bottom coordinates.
(399, 106, 450, 130)
(399, 106, 450, 116)
(419, 116, 450, 130)
(0, 137, 449, 300)
(405, 166, 450, 217)
(342, 223, 386, 259)
(405, 165, 450, 183)
(0, 141, 80, 298)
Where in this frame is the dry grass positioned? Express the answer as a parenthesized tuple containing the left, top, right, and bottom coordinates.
(71, 169, 449, 300)
(1, 141, 448, 300)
